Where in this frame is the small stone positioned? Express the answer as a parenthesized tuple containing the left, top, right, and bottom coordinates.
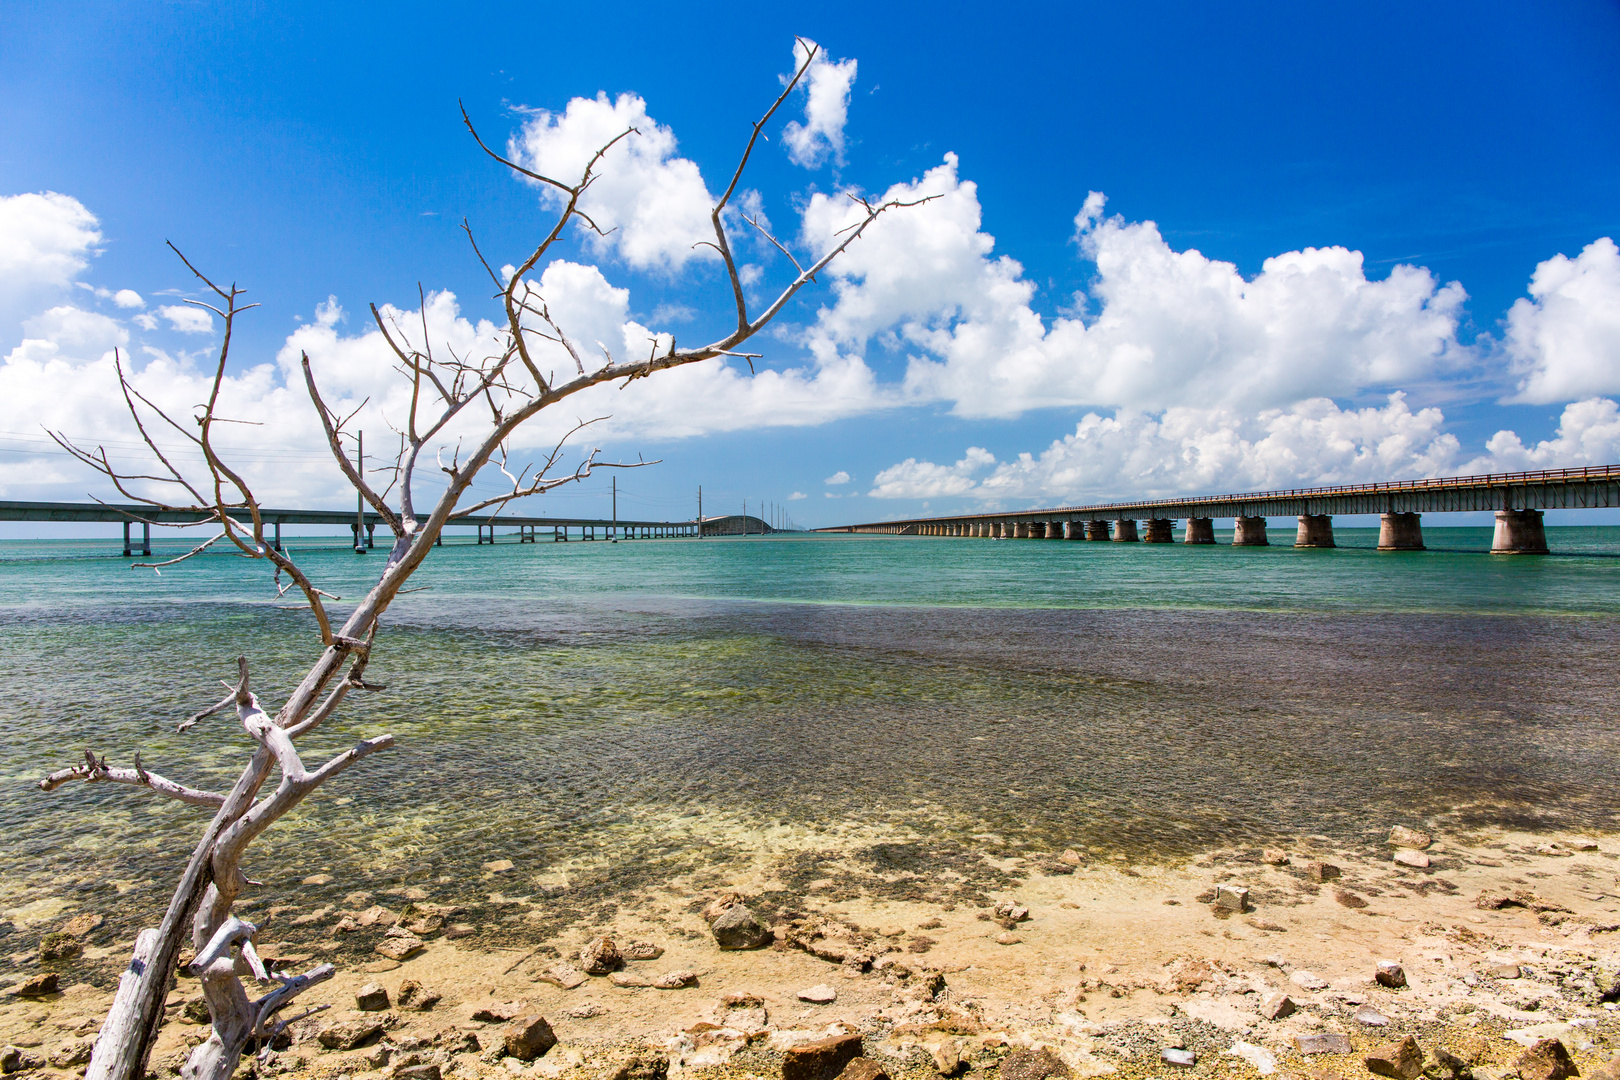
(1215, 885, 1251, 913)
(502, 1015, 557, 1062)
(1535, 844, 1573, 857)
(1514, 1039, 1577, 1080)
(933, 1037, 965, 1076)
(1059, 849, 1084, 865)
(1393, 850, 1431, 869)
(395, 1065, 441, 1080)
(918, 917, 944, 929)
(356, 983, 390, 1010)
(621, 940, 664, 961)
(357, 904, 398, 927)
(483, 859, 514, 873)
(38, 933, 82, 962)
(1355, 1005, 1391, 1026)
(1388, 826, 1433, 850)
(1366, 1036, 1425, 1080)
(998, 1046, 1073, 1080)
(8, 973, 58, 998)
(396, 980, 440, 1011)
(1376, 960, 1407, 988)
(837, 1060, 890, 1080)
(1489, 963, 1522, 979)
(993, 901, 1031, 923)
(536, 963, 588, 989)
(1263, 849, 1291, 866)
(609, 971, 650, 988)
(471, 1003, 521, 1023)
(48, 1039, 93, 1069)
(599, 1052, 669, 1080)
(909, 936, 936, 953)
(376, 932, 425, 961)
(2, 1046, 44, 1073)
(781, 1033, 863, 1080)
(1335, 888, 1369, 909)
(701, 892, 745, 923)
(650, 970, 696, 989)
(798, 984, 838, 1004)
(565, 1002, 605, 1019)
(59, 914, 103, 938)
(1291, 969, 1330, 991)
(1163, 1048, 1197, 1067)
(317, 1018, 385, 1051)
(1570, 839, 1600, 852)
(579, 936, 625, 975)
(710, 904, 769, 950)
(1296, 1032, 1352, 1055)
(1307, 860, 1341, 882)
(1259, 992, 1296, 1020)
(996, 932, 1022, 946)
(303, 873, 334, 885)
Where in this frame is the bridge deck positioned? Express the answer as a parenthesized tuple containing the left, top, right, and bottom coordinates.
(0, 500, 696, 530)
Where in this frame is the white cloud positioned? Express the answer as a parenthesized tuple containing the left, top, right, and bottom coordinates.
(1463, 397, 1620, 473)
(788, 491, 807, 500)
(509, 92, 716, 272)
(113, 289, 144, 309)
(159, 304, 214, 334)
(0, 192, 100, 291)
(782, 39, 857, 169)
(15, 305, 128, 362)
(1502, 237, 1620, 405)
(133, 313, 157, 330)
(824, 470, 850, 485)
(868, 395, 1461, 501)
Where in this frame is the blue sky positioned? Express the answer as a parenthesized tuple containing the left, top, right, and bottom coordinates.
(2, 1, 1617, 530)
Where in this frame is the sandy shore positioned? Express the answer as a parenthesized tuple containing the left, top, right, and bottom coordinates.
(6, 825, 1620, 1080)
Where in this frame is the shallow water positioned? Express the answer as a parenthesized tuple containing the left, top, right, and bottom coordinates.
(2, 528, 1618, 971)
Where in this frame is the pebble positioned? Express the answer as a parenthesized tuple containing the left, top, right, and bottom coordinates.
(1215, 884, 1251, 913)
(1296, 1032, 1352, 1055)
(483, 859, 514, 873)
(1366, 1035, 1425, 1080)
(651, 970, 696, 989)
(1262, 849, 1290, 865)
(1290, 969, 1329, 991)
(711, 904, 769, 950)
(782, 1033, 863, 1080)
(993, 901, 1030, 923)
(579, 936, 625, 975)
(609, 971, 649, 988)
(375, 930, 424, 961)
(798, 984, 837, 1004)
(1388, 826, 1433, 849)
(1307, 860, 1341, 882)
(1227, 1041, 1277, 1075)
(355, 983, 390, 1010)
(1515, 1039, 1578, 1080)
(564, 1003, 604, 1019)
(1376, 960, 1408, 988)
(502, 1015, 557, 1062)
(1489, 963, 1522, 980)
(317, 1018, 384, 1051)
(932, 1038, 964, 1076)
(7, 973, 58, 998)
(1393, 849, 1431, 869)
(620, 940, 664, 961)
(536, 963, 587, 990)
(1259, 992, 1295, 1020)
(1162, 1048, 1196, 1067)
(1355, 1005, 1392, 1026)
(996, 932, 1022, 946)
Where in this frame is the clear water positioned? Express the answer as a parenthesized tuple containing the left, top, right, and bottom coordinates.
(2, 528, 1617, 973)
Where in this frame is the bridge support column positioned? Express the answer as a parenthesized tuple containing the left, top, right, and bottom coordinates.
(352, 523, 366, 553)
(1046, 521, 1063, 538)
(367, 523, 376, 549)
(1295, 515, 1334, 548)
(1378, 512, 1424, 551)
(121, 521, 151, 557)
(1113, 519, 1139, 542)
(1064, 521, 1082, 539)
(272, 521, 282, 552)
(1143, 518, 1173, 543)
(1184, 517, 1215, 544)
(1233, 516, 1269, 546)
(1010, 522, 1026, 538)
(1493, 509, 1549, 554)
(1085, 520, 1110, 541)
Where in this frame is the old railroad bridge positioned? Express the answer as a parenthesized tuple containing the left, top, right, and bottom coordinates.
(817, 464, 1620, 554)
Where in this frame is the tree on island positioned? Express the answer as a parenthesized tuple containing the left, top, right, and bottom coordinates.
(38, 44, 926, 1080)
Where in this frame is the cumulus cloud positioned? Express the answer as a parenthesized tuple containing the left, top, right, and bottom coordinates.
(509, 93, 716, 272)
(782, 39, 857, 169)
(1502, 238, 1620, 404)
(159, 304, 214, 334)
(788, 491, 807, 500)
(114, 289, 144, 309)
(0, 192, 102, 333)
(1463, 397, 1620, 473)
(869, 395, 1461, 501)
(17, 305, 128, 361)
(824, 470, 851, 485)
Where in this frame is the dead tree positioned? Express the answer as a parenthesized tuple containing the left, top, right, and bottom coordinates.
(39, 42, 926, 1080)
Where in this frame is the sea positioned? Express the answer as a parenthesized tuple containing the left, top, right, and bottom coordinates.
(2, 527, 1618, 973)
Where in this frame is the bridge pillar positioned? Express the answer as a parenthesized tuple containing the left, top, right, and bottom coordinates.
(1063, 521, 1081, 539)
(1378, 512, 1424, 551)
(121, 520, 152, 557)
(352, 522, 367, 553)
(272, 521, 282, 552)
(1233, 516, 1269, 546)
(992, 522, 1005, 538)
(1295, 515, 1334, 548)
(1113, 519, 1140, 542)
(1143, 518, 1173, 543)
(1010, 522, 1026, 538)
(1493, 509, 1549, 554)
(1045, 521, 1063, 538)
(1184, 517, 1215, 544)
(1084, 520, 1110, 541)
(367, 523, 376, 549)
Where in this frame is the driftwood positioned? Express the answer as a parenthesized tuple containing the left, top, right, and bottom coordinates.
(39, 41, 922, 1080)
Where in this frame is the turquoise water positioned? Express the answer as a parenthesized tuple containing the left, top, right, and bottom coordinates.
(2, 528, 1618, 973)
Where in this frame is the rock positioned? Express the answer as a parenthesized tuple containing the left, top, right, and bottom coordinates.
(48, 1039, 93, 1069)
(1355, 1006, 1391, 1026)
(395, 1065, 441, 1080)
(609, 971, 650, 988)
(836, 1060, 890, 1080)
(1, 1046, 44, 1074)
(651, 970, 696, 990)
(376, 931, 425, 961)
(998, 1046, 1073, 1080)
(909, 936, 936, 953)
(1297, 1033, 1352, 1055)
(599, 1052, 669, 1080)
(798, 984, 837, 1004)
(1259, 992, 1296, 1020)
(1393, 850, 1431, 869)
(1514, 1040, 1577, 1080)
(1228, 1041, 1278, 1075)
(1535, 844, 1573, 857)
(565, 1002, 605, 1019)
(1570, 839, 1600, 852)
(918, 917, 945, 929)
(993, 901, 1030, 923)
(59, 914, 103, 938)
(1059, 849, 1084, 866)
(471, 1003, 522, 1023)
(1477, 893, 1519, 910)
(995, 932, 1021, 946)
(1163, 1049, 1197, 1067)
(1366, 1036, 1425, 1080)
(396, 980, 441, 1011)
(1291, 969, 1330, 991)
(780, 1033, 863, 1080)
(356, 983, 390, 1010)
(357, 904, 398, 927)
(1586, 1055, 1620, 1080)
(1262, 848, 1290, 865)
(502, 1015, 557, 1061)
(38, 933, 81, 962)
(1307, 861, 1341, 882)
(621, 941, 664, 961)
(933, 1037, 965, 1076)
(711, 904, 769, 950)
(1489, 963, 1522, 979)
(1388, 826, 1433, 849)
(1335, 889, 1369, 909)
(317, 1018, 385, 1050)
(8, 973, 58, 998)
(1376, 960, 1407, 989)
(537, 963, 588, 989)
(483, 859, 514, 872)
(580, 936, 625, 975)
(701, 892, 745, 923)
(1165, 957, 1216, 993)
(1215, 885, 1251, 913)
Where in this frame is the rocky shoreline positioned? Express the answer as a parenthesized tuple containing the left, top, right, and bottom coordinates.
(7, 826, 1620, 1080)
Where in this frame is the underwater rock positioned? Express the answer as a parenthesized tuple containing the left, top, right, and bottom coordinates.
(798, 984, 837, 1004)
(59, 913, 103, 938)
(580, 936, 625, 974)
(622, 940, 664, 961)
(1388, 826, 1432, 850)
(711, 905, 768, 950)
(38, 933, 81, 962)
(8, 972, 58, 998)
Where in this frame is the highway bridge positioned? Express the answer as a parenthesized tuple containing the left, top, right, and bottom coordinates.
(0, 501, 775, 555)
(817, 464, 1620, 553)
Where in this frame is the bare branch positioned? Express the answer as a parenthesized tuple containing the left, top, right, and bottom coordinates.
(39, 751, 228, 808)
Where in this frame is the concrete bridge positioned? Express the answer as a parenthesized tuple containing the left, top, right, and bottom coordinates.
(0, 501, 735, 555)
(818, 464, 1620, 554)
